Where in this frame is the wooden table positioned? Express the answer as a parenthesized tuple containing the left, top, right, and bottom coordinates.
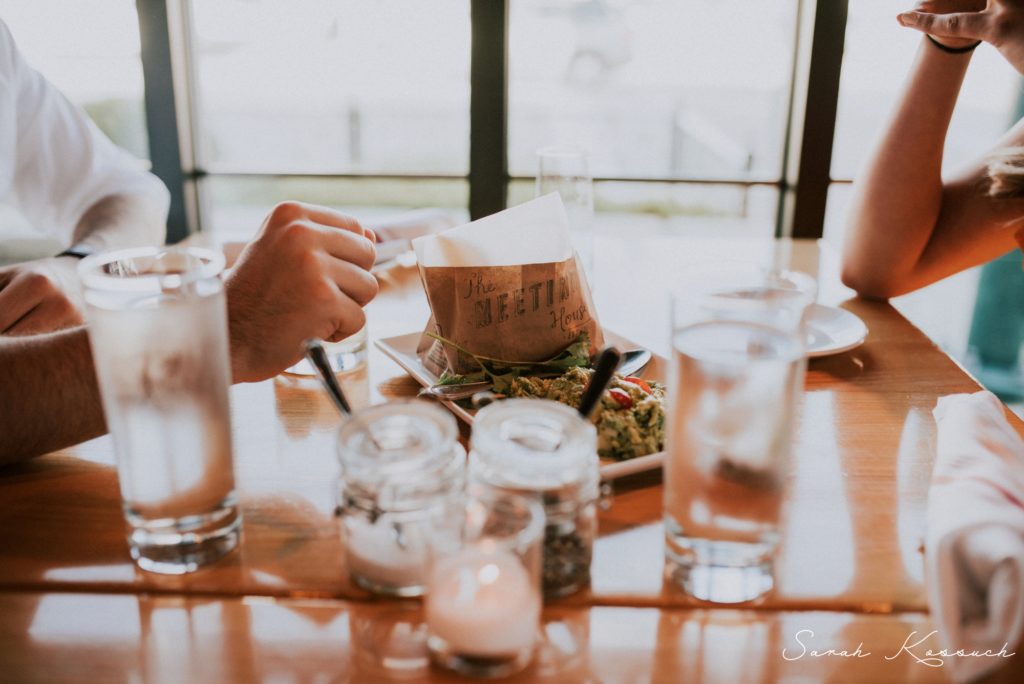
(1, 236, 1021, 682)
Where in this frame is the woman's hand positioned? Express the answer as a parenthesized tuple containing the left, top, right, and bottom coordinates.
(898, 1, 1024, 72)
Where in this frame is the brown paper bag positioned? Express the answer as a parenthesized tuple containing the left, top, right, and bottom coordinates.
(412, 194, 604, 376)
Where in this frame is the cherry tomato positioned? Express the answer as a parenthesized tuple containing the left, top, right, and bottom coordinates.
(608, 388, 633, 410)
(622, 376, 651, 394)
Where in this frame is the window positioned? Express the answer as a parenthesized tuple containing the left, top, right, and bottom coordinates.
(178, 0, 800, 239)
(188, 0, 470, 176)
(7, 1, 1020, 246)
(185, 0, 471, 238)
(507, 0, 797, 238)
(508, 0, 796, 182)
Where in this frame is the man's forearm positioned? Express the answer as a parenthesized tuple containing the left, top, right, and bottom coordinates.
(72, 183, 170, 252)
(842, 38, 973, 296)
(0, 328, 106, 464)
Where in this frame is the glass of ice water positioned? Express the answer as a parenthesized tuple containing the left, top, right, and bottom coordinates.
(536, 145, 594, 279)
(79, 246, 240, 574)
(664, 266, 815, 602)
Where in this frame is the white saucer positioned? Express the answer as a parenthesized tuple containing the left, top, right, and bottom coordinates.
(806, 304, 868, 358)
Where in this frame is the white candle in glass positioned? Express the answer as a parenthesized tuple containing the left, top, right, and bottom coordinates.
(346, 521, 425, 589)
(426, 545, 540, 657)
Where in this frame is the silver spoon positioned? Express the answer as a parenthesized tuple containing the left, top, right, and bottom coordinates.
(418, 380, 492, 401)
(419, 347, 653, 402)
(617, 348, 652, 379)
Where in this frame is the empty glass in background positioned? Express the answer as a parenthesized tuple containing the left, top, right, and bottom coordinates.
(285, 324, 368, 376)
(663, 266, 815, 603)
(79, 247, 240, 574)
(536, 145, 594, 279)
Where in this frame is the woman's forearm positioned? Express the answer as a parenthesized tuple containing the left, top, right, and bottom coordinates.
(0, 328, 106, 464)
(842, 38, 974, 298)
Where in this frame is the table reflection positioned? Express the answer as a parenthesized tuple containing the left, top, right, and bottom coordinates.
(4, 592, 1021, 681)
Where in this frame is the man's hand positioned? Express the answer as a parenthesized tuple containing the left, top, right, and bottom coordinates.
(225, 201, 379, 383)
(0, 257, 84, 336)
(899, 1, 1024, 71)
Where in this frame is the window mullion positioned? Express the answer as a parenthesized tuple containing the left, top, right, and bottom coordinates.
(137, 0, 192, 241)
(469, 0, 508, 220)
(778, 0, 849, 239)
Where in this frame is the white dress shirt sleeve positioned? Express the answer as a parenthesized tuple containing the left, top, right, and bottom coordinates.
(0, 19, 169, 246)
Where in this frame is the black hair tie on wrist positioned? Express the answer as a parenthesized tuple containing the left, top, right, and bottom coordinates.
(927, 34, 981, 54)
(55, 244, 95, 259)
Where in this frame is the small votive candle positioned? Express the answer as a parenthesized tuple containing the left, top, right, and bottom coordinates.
(345, 522, 425, 589)
(427, 547, 539, 655)
(426, 492, 544, 678)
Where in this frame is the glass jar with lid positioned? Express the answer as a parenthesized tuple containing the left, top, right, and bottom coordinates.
(469, 399, 599, 597)
(337, 400, 465, 596)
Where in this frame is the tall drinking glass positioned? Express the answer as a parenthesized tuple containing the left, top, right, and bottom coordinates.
(664, 266, 815, 602)
(79, 246, 240, 574)
(536, 145, 594, 278)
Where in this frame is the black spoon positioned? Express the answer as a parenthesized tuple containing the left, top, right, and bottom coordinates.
(305, 339, 353, 415)
(304, 339, 382, 451)
(577, 346, 623, 420)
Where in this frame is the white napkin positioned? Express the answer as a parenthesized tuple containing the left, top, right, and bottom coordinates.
(368, 208, 457, 263)
(412, 193, 574, 267)
(928, 391, 1024, 682)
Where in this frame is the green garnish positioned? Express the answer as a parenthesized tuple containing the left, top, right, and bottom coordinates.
(428, 332, 591, 393)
